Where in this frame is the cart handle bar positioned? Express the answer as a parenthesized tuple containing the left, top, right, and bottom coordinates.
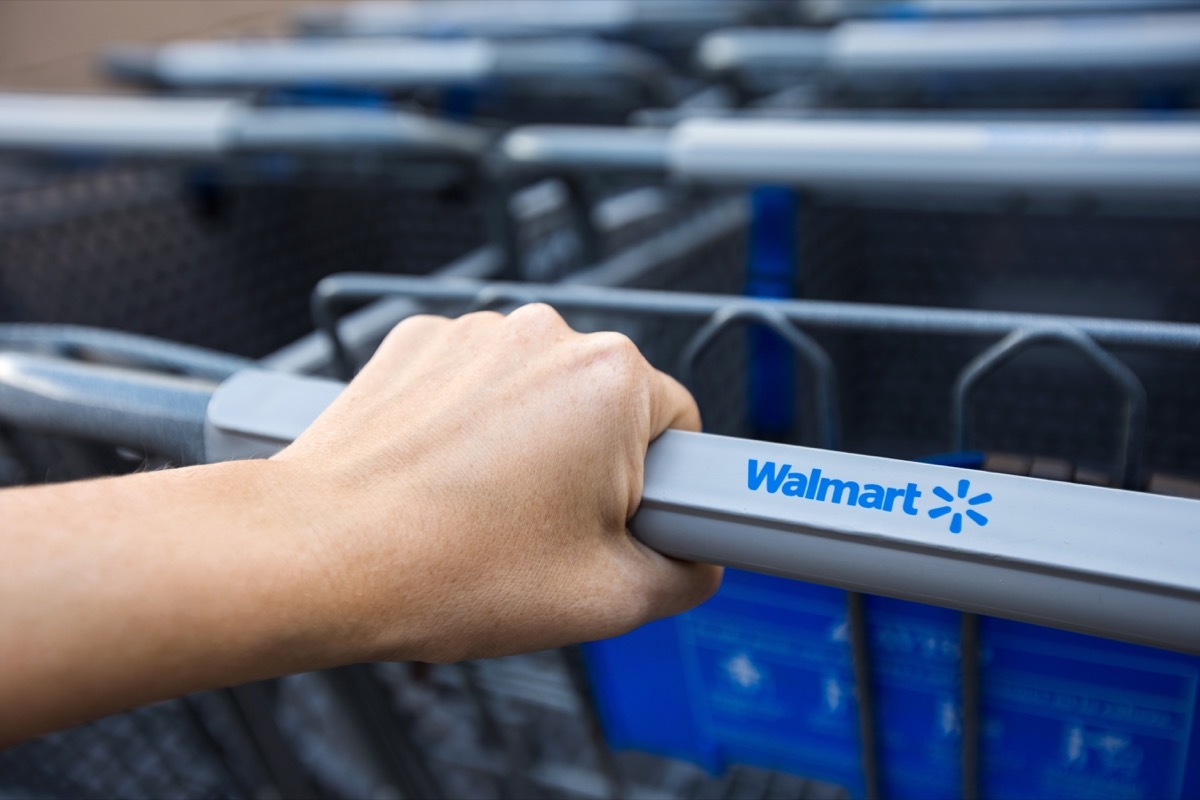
(1, 342, 1196, 653)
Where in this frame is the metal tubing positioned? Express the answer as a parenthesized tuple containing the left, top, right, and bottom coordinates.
(952, 327, 1148, 489)
(103, 37, 671, 102)
(960, 612, 982, 800)
(666, 118, 1200, 194)
(0, 93, 491, 160)
(312, 275, 1200, 354)
(0, 352, 215, 464)
(499, 118, 1200, 196)
(847, 592, 882, 800)
(701, 13, 1200, 75)
(678, 306, 840, 450)
(0, 324, 252, 381)
(0, 93, 239, 155)
(296, 0, 754, 38)
(501, 126, 672, 175)
(808, 0, 1200, 22)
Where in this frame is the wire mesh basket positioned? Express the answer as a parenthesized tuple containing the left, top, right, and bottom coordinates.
(309, 260, 1200, 800)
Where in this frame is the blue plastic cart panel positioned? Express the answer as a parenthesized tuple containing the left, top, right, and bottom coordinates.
(583, 569, 1200, 799)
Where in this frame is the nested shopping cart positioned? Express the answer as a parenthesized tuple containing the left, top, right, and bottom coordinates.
(292, 0, 788, 70)
(306, 116, 1200, 799)
(4, 264, 1197, 799)
(801, 0, 1200, 24)
(3, 105, 1199, 799)
(103, 33, 681, 127)
(693, 9, 1200, 109)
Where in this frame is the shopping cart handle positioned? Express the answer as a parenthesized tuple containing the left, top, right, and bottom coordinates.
(664, 118, 1200, 194)
(296, 0, 752, 38)
(696, 28, 829, 77)
(205, 368, 1200, 655)
(501, 126, 672, 175)
(0, 352, 215, 463)
(103, 38, 671, 100)
(700, 13, 1200, 77)
(0, 92, 490, 160)
(233, 108, 490, 159)
(0, 93, 241, 155)
(806, 0, 1200, 24)
(499, 117, 1200, 194)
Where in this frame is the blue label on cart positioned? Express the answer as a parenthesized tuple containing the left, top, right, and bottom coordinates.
(583, 570, 1200, 800)
(747, 459, 993, 534)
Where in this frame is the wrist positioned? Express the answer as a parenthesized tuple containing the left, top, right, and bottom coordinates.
(252, 454, 430, 666)
(204, 458, 379, 671)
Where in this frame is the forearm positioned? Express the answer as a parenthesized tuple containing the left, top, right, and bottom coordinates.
(0, 460, 364, 746)
(0, 306, 719, 746)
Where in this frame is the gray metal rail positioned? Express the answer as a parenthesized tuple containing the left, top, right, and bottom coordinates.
(7, 279, 1193, 651)
(500, 117, 1200, 194)
(0, 352, 214, 465)
(804, 0, 1200, 23)
(0, 93, 489, 158)
(103, 37, 671, 105)
(5, 345, 1192, 655)
(698, 12, 1200, 79)
(295, 0, 756, 38)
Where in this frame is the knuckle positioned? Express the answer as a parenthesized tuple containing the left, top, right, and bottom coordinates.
(380, 313, 445, 348)
(508, 302, 564, 328)
(458, 309, 503, 327)
(593, 331, 642, 365)
(590, 332, 646, 386)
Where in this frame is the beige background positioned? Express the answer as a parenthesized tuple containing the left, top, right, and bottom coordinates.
(0, 0, 352, 92)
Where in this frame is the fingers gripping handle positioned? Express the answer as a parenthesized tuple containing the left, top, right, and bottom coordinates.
(207, 370, 1200, 654)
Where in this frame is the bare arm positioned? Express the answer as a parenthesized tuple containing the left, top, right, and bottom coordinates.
(0, 304, 721, 746)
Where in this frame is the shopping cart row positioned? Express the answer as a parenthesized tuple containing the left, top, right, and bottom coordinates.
(1, 1, 1199, 799)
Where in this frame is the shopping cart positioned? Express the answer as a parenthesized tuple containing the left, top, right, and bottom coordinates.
(495, 116, 1200, 470)
(0, 93, 501, 357)
(3, 267, 1196, 799)
(103, 34, 679, 126)
(5, 78, 1199, 800)
(801, 0, 1200, 24)
(293, 0, 786, 70)
(695, 10, 1200, 108)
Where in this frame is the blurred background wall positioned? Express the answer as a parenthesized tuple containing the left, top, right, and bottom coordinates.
(0, 0, 352, 91)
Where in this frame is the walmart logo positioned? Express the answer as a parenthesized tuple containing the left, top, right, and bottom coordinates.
(927, 479, 991, 534)
(747, 460, 994, 534)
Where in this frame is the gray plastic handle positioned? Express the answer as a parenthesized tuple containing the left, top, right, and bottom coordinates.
(667, 118, 1200, 193)
(202, 368, 1200, 655)
(805, 0, 1200, 23)
(0, 93, 488, 158)
(2, 358, 1193, 653)
(297, 0, 751, 37)
(0, 93, 241, 155)
(104, 37, 669, 96)
(700, 12, 1200, 76)
(500, 118, 1200, 194)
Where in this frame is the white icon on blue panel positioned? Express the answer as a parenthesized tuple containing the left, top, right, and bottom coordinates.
(723, 652, 763, 692)
(928, 478, 992, 534)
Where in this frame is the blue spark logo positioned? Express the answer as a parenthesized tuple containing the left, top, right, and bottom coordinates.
(928, 479, 992, 534)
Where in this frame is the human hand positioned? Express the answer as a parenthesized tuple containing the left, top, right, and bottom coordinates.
(274, 303, 722, 663)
